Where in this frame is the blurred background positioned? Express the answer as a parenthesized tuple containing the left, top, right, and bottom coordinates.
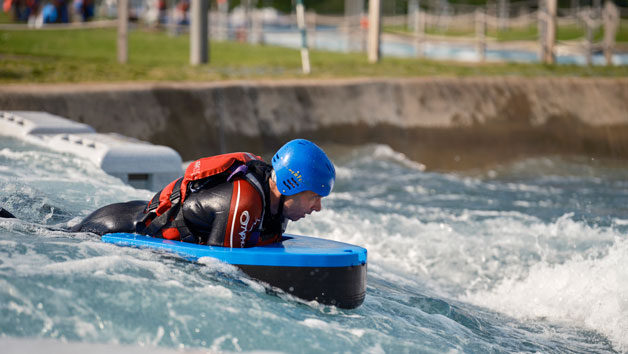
(1, 0, 627, 77)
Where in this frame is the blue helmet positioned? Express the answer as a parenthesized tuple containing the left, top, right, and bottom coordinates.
(272, 139, 336, 197)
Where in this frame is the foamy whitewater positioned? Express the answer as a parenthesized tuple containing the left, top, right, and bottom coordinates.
(1, 135, 627, 353)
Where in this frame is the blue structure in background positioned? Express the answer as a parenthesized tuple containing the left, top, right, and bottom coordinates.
(259, 25, 628, 66)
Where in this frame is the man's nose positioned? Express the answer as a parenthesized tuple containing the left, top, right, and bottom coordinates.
(312, 198, 322, 212)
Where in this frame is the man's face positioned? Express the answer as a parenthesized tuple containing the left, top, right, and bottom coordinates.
(283, 190, 323, 221)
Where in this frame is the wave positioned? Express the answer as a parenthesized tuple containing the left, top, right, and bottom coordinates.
(463, 237, 628, 353)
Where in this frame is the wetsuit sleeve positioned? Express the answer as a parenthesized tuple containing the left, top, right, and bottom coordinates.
(70, 200, 147, 235)
(223, 178, 264, 248)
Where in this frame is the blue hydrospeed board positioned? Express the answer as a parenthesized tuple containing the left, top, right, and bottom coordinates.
(101, 233, 367, 267)
(102, 233, 368, 308)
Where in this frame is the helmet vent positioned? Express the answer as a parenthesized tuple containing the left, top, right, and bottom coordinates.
(283, 180, 293, 190)
(290, 177, 300, 187)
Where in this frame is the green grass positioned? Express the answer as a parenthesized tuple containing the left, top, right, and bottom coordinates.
(1, 27, 627, 84)
(0, 10, 12, 24)
(616, 19, 628, 42)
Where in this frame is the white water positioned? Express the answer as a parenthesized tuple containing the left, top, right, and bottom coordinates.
(1, 137, 627, 353)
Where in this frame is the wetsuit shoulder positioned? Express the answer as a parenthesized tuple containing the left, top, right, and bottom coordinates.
(223, 177, 264, 248)
(181, 175, 265, 247)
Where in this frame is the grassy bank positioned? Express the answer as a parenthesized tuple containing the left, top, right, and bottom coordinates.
(1, 26, 627, 84)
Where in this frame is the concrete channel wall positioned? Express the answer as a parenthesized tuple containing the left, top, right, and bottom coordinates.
(1, 77, 627, 170)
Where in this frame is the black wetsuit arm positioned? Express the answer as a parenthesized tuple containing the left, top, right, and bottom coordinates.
(181, 182, 232, 245)
(70, 200, 147, 235)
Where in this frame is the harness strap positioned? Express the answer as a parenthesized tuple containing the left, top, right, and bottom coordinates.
(260, 194, 285, 242)
(170, 177, 183, 203)
(137, 178, 189, 239)
(147, 190, 161, 212)
(243, 172, 266, 226)
(227, 165, 248, 182)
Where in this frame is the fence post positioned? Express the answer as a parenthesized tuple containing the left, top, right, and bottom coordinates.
(583, 8, 594, 66)
(296, 0, 310, 74)
(217, 0, 229, 41)
(570, 0, 579, 16)
(547, 0, 556, 64)
(414, 5, 425, 57)
(168, 0, 177, 36)
(361, 12, 368, 52)
(117, 0, 128, 64)
(308, 10, 317, 49)
(245, 0, 252, 42)
(251, 8, 262, 44)
(539, 0, 556, 64)
(367, 0, 382, 63)
(594, 0, 602, 16)
(476, 8, 486, 63)
(345, 0, 363, 52)
(538, 0, 546, 62)
(408, 0, 419, 31)
(603, 0, 619, 66)
(498, 0, 509, 31)
(190, 0, 209, 65)
(520, 4, 531, 28)
(344, 0, 352, 52)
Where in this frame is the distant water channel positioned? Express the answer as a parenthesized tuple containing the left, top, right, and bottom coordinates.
(262, 27, 628, 65)
(1, 135, 627, 353)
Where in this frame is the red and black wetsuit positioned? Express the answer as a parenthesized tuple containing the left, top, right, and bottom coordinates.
(71, 159, 286, 247)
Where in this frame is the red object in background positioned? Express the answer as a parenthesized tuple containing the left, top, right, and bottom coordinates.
(360, 15, 368, 29)
(3, 0, 12, 13)
(177, 0, 189, 12)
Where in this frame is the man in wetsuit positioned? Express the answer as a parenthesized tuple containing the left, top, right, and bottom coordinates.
(71, 139, 336, 248)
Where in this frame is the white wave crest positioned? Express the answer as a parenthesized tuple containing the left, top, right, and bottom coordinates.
(370, 145, 426, 171)
(462, 237, 628, 353)
(341, 144, 426, 171)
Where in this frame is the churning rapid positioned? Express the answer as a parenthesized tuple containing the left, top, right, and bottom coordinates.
(0, 135, 627, 353)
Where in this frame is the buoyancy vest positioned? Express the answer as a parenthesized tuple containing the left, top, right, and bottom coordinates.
(135, 152, 268, 243)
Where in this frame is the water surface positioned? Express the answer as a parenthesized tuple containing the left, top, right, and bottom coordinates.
(1, 136, 626, 353)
